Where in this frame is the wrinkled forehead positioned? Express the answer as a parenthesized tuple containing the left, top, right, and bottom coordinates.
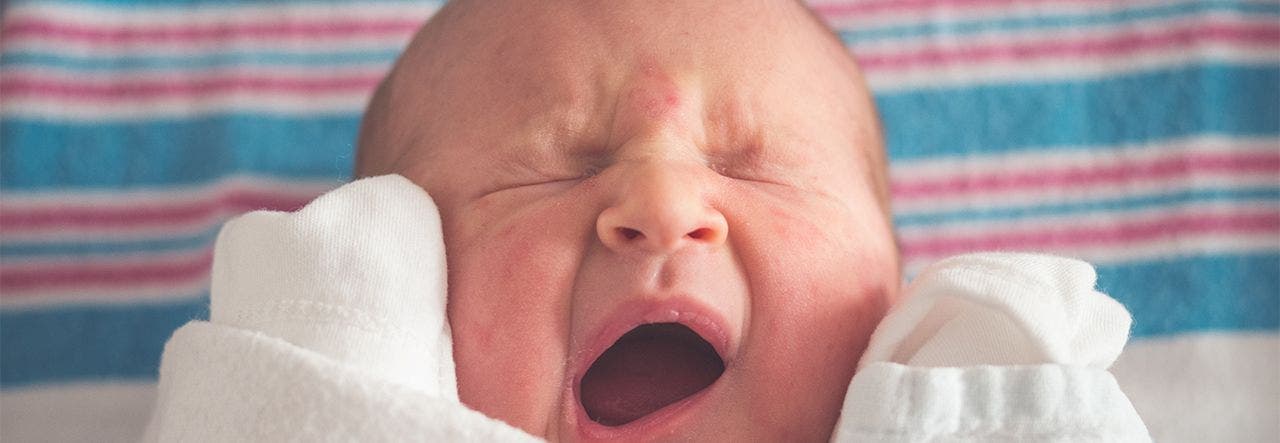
(358, 1, 885, 203)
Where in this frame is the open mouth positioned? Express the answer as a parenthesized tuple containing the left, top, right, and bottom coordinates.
(578, 322, 726, 427)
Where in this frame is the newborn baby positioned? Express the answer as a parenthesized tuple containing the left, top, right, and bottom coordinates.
(147, 1, 1149, 442)
(354, 0, 898, 441)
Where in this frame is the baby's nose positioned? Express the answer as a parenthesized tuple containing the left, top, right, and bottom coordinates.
(596, 162, 728, 254)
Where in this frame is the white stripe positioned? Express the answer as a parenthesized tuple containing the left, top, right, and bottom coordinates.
(3, 1, 437, 28)
(848, 10, 1272, 54)
(0, 92, 374, 120)
(890, 136, 1280, 214)
(2, 64, 390, 80)
(1112, 332, 1280, 443)
(815, 0, 1177, 31)
(816, 0, 1277, 36)
(1, 34, 415, 56)
(1, 381, 157, 443)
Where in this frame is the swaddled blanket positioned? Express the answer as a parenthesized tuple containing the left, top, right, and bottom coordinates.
(145, 175, 534, 442)
(147, 175, 1147, 442)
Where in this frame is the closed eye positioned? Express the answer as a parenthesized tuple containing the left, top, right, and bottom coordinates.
(480, 173, 592, 198)
(709, 161, 790, 188)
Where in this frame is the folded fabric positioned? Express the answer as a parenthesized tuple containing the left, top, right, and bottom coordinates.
(832, 253, 1151, 442)
(144, 175, 538, 442)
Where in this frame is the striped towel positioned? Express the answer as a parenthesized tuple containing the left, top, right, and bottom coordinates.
(2, 0, 1277, 441)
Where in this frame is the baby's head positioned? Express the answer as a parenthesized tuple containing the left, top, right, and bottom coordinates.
(356, 0, 899, 440)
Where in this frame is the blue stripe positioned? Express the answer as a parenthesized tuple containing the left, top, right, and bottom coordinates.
(894, 187, 1280, 227)
(1, 50, 403, 72)
(878, 64, 1280, 161)
(0, 297, 208, 388)
(1, 115, 358, 189)
(1, 253, 1275, 387)
(1101, 252, 1280, 338)
(4, 63, 1278, 189)
(840, 1, 1280, 43)
(0, 229, 218, 257)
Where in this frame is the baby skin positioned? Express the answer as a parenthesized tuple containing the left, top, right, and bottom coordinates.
(355, 0, 900, 441)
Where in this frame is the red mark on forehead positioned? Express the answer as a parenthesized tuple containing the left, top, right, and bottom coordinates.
(625, 62, 683, 121)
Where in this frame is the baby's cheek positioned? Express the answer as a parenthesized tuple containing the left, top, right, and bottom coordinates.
(446, 214, 583, 436)
(729, 199, 897, 438)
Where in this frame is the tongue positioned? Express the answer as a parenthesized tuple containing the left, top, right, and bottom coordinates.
(579, 323, 725, 427)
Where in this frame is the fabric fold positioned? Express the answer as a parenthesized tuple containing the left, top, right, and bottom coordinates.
(146, 321, 536, 442)
(145, 175, 538, 442)
(835, 363, 1149, 442)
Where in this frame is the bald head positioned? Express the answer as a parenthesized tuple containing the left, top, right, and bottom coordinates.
(354, 0, 887, 212)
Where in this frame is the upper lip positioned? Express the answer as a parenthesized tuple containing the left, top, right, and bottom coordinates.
(566, 295, 736, 440)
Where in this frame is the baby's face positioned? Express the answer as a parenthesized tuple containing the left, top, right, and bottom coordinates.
(359, 1, 899, 441)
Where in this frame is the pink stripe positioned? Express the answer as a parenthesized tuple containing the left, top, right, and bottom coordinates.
(0, 192, 315, 230)
(3, 18, 422, 43)
(901, 212, 1280, 258)
(0, 250, 213, 292)
(892, 151, 1280, 200)
(0, 74, 382, 99)
(857, 22, 1280, 70)
(812, 0, 1111, 17)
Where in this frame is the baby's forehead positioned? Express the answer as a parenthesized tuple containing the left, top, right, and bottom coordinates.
(358, 1, 884, 197)
(389, 0, 857, 96)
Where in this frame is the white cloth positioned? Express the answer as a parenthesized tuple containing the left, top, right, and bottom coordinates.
(147, 175, 1149, 441)
(833, 253, 1151, 442)
(144, 175, 537, 442)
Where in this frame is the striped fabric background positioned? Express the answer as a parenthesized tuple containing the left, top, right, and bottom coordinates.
(2, 0, 1277, 441)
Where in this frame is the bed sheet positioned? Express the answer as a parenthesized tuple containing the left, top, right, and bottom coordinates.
(2, 0, 1277, 441)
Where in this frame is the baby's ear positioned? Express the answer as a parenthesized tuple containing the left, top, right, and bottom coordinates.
(210, 174, 456, 398)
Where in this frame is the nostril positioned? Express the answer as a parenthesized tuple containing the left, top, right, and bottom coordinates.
(686, 228, 713, 241)
(617, 227, 644, 241)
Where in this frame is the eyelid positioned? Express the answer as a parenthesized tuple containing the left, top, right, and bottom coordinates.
(480, 173, 588, 198)
(709, 158, 791, 188)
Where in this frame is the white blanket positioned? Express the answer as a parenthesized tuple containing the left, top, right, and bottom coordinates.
(146, 175, 1148, 442)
